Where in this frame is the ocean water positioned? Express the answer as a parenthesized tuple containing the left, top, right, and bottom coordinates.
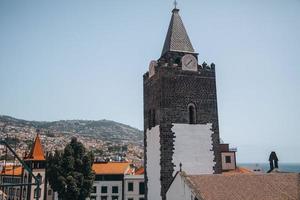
(238, 163, 300, 173)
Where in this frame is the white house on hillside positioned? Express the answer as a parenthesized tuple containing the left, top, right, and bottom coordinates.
(88, 162, 144, 200)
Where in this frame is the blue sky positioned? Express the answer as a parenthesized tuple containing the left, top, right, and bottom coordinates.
(0, 0, 299, 163)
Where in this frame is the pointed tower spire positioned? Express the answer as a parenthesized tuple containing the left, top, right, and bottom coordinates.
(161, 7, 195, 56)
(27, 131, 45, 161)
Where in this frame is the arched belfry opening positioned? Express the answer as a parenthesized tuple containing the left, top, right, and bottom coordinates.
(148, 109, 156, 129)
(36, 173, 42, 184)
(188, 104, 196, 124)
(148, 110, 152, 129)
(152, 109, 156, 127)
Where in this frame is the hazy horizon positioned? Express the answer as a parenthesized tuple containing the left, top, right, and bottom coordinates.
(1, 0, 299, 163)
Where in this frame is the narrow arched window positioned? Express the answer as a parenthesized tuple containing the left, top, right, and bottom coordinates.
(188, 104, 196, 124)
(36, 173, 42, 184)
(152, 109, 156, 127)
(148, 110, 152, 129)
(24, 174, 27, 183)
(34, 188, 41, 198)
(23, 188, 26, 197)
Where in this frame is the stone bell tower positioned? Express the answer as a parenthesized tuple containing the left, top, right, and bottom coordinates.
(143, 7, 222, 200)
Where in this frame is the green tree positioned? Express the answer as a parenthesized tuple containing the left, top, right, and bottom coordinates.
(47, 138, 95, 200)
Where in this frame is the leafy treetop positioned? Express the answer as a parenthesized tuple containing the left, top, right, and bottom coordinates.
(47, 137, 95, 200)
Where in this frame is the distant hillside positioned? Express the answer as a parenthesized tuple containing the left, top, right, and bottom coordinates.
(0, 115, 143, 143)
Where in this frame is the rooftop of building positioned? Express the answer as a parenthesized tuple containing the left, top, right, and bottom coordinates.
(0, 165, 23, 176)
(135, 167, 144, 175)
(222, 167, 253, 175)
(181, 172, 300, 200)
(25, 133, 45, 161)
(92, 162, 130, 175)
(161, 8, 195, 56)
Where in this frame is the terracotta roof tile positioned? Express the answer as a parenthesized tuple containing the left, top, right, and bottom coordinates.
(1, 165, 23, 176)
(92, 162, 130, 175)
(26, 134, 45, 161)
(222, 167, 253, 175)
(135, 167, 144, 175)
(185, 173, 300, 200)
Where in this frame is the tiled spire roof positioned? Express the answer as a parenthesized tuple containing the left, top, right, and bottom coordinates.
(27, 133, 45, 161)
(161, 8, 195, 56)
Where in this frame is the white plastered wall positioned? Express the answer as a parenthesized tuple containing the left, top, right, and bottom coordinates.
(146, 125, 161, 200)
(166, 173, 193, 200)
(172, 123, 215, 175)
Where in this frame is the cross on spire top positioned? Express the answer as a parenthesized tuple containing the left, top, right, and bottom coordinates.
(174, 0, 178, 9)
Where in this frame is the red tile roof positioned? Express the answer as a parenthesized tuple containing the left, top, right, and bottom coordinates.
(0, 165, 23, 176)
(222, 167, 253, 175)
(184, 173, 300, 200)
(135, 167, 144, 175)
(92, 162, 130, 175)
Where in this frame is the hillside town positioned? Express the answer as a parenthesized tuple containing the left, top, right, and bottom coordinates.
(0, 117, 144, 165)
(0, 134, 145, 200)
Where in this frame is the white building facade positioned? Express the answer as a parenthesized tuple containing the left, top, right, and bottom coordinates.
(124, 174, 145, 200)
(89, 162, 145, 200)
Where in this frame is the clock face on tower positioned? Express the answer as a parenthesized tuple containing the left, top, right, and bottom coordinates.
(181, 54, 198, 71)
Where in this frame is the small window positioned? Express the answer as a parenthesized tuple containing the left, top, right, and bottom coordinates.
(139, 182, 145, 195)
(128, 182, 134, 192)
(34, 188, 41, 198)
(101, 196, 107, 200)
(90, 196, 96, 200)
(128, 198, 134, 200)
(24, 174, 27, 182)
(101, 186, 107, 193)
(188, 104, 196, 124)
(225, 156, 231, 163)
(23, 188, 26, 197)
(92, 186, 97, 193)
(175, 57, 181, 64)
(48, 190, 52, 196)
(90, 196, 97, 200)
(152, 109, 156, 127)
(36, 173, 42, 184)
(112, 186, 118, 194)
(112, 196, 119, 200)
(139, 198, 145, 200)
(148, 110, 151, 129)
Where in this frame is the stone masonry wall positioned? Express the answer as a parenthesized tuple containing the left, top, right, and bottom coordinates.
(144, 61, 222, 200)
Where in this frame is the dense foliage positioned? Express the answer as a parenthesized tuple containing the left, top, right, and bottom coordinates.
(47, 138, 95, 200)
